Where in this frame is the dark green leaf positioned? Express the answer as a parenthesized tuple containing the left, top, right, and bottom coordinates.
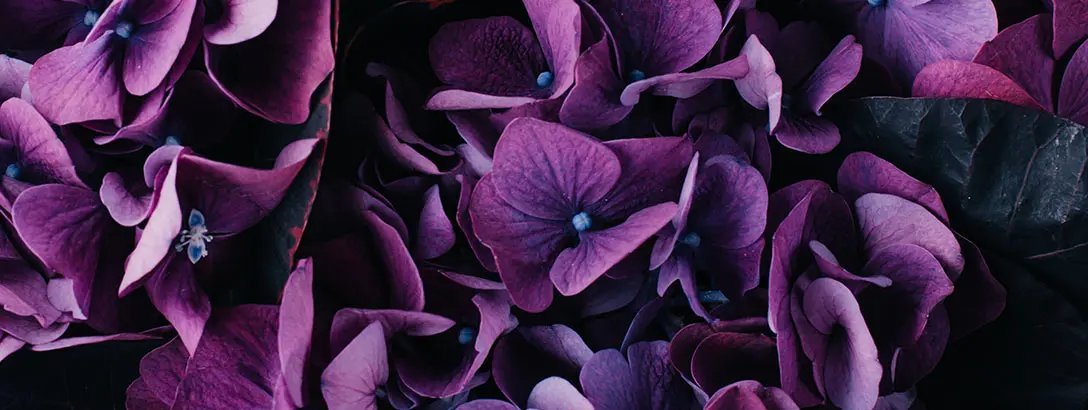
(833, 97, 1088, 408)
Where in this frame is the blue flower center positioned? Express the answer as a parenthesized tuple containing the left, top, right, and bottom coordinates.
(536, 71, 554, 88)
(698, 290, 728, 304)
(164, 135, 181, 146)
(571, 212, 592, 232)
(867, 0, 885, 6)
(627, 69, 646, 83)
(4, 164, 20, 180)
(115, 21, 135, 39)
(83, 10, 100, 27)
(175, 209, 213, 264)
(457, 327, 476, 345)
(374, 387, 387, 399)
(679, 232, 701, 248)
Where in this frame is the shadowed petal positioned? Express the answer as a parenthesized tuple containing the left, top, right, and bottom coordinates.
(854, 193, 963, 276)
(801, 278, 882, 410)
(704, 380, 800, 410)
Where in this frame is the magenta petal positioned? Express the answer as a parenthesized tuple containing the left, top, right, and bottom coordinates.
(145, 258, 210, 355)
(551, 202, 676, 296)
(527, 377, 592, 410)
(668, 323, 716, 380)
(911, 60, 1045, 110)
(470, 175, 566, 312)
(204, 0, 333, 123)
(122, 0, 196, 96)
(126, 379, 170, 410)
(28, 34, 123, 125)
(136, 338, 188, 407)
(12, 184, 111, 323)
(0, 98, 84, 187)
(1053, 0, 1088, 58)
(802, 278, 882, 410)
(1058, 40, 1088, 125)
(173, 305, 282, 408)
(321, 322, 389, 410)
(279, 259, 314, 408)
(492, 118, 620, 219)
(0, 262, 61, 327)
(595, 0, 723, 74)
(854, 193, 964, 276)
(798, 35, 862, 115)
(524, 0, 581, 98)
(973, 15, 1055, 111)
(30, 331, 161, 351)
(559, 39, 633, 130)
(704, 380, 800, 410)
(204, 0, 278, 45)
(459, 400, 518, 410)
(0, 56, 30, 102)
(837, 152, 948, 223)
(735, 35, 783, 131)
(456, 174, 497, 272)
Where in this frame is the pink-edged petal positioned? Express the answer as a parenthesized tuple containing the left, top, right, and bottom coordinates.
(491, 118, 620, 219)
(204, 0, 278, 45)
(1058, 40, 1088, 125)
(321, 322, 389, 410)
(527, 377, 592, 410)
(120, 147, 183, 294)
(973, 14, 1055, 111)
(802, 278, 882, 410)
(122, 0, 196, 96)
(799, 35, 863, 115)
(559, 39, 633, 130)
(619, 56, 750, 106)
(469, 175, 566, 312)
(595, 0, 723, 75)
(524, 0, 581, 98)
(704, 380, 800, 410)
(204, 0, 333, 123)
(551, 202, 676, 296)
(415, 185, 455, 259)
(912, 60, 1045, 110)
(279, 258, 314, 408)
(837, 151, 948, 223)
(855, 192, 964, 276)
(28, 34, 123, 125)
(735, 35, 783, 131)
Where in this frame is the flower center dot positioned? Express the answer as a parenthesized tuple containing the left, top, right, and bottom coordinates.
(457, 327, 476, 345)
(4, 164, 20, 180)
(115, 21, 135, 39)
(536, 71, 554, 88)
(83, 10, 100, 27)
(164, 136, 181, 146)
(680, 232, 701, 248)
(627, 69, 646, 83)
(867, 0, 885, 6)
(571, 212, 592, 232)
(698, 290, 728, 304)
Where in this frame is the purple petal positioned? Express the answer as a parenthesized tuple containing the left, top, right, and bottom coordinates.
(704, 380, 800, 410)
(837, 152, 949, 223)
(860, 244, 954, 346)
(798, 35, 862, 115)
(203, 0, 278, 45)
(854, 193, 964, 276)
(492, 118, 620, 219)
(595, 0, 723, 75)
(668, 323, 716, 380)
(619, 56, 750, 106)
(145, 257, 209, 355)
(106, 71, 238, 149)
(456, 174, 497, 272)
(735, 35, 783, 131)
(0, 310, 67, 344)
(524, 0, 582, 98)
(321, 322, 388, 410)
(121, 0, 196, 96)
(911, 60, 1045, 110)
(135, 338, 188, 407)
(1052, 0, 1088, 57)
(559, 39, 633, 130)
(943, 235, 1005, 339)
(0, 262, 61, 326)
(30, 331, 161, 351)
(328, 309, 454, 356)
(459, 400, 518, 410)
(414, 185, 455, 259)
(889, 304, 949, 391)
(690, 154, 768, 249)
(0, 56, 30, 102)
(974, 14, 1055, 111)
(100, 171, 153, 227)
(551, 202, 676, 296)
(493, 325, 592, 406)
(773, 114, 841, 155)
(581, 341, 693, 410)
(595, 136, 693, 219)
(204, 0, 333, 123)
(279, 258, 314, 408)
(801, 278, 882, 410)
(27, 34, 122, 125)
(690, 332, 779, 393)
(1058, 40, 1088, 125)
(0, 98, 83, 186)
(527, 377, 592, 410)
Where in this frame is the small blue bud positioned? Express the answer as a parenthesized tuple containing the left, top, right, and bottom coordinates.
(457, 327, 476, 345)
(536, 71, 554, 88)
(115, 21, 134, 39)
(571, 212, 592, 232)
(867, 0, 885, 7)
(164, 135, 181, 146)
(698, 290, 728, 304)
(83, 10, 101, 27)
(680, 232, 702, 248)
(4, 164, 19, 180)
(627, 69, 646, 83)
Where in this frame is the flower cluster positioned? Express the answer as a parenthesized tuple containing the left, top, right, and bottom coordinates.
(0, 0, 1048, 407)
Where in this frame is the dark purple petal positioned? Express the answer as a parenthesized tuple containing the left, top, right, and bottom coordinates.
(668, 323, 716, 380)
(580, 341, 693, 410)
(837, 152, 948, 223)
(595, 0, 723, 75)
(456, 174, 497, 272)
(204, 0, 333, 123)
(328, 309, 454, 356)
(1058, 39, 1088, 125)
(690, 332, 779, 393)
(690, 154, 768, 249)
(559, 39, 632, 130)
(524, 0, 582, 98)
(619, 56, 750, 106)
(1053, 0, 1088, 57)
(704, 380, 800, 410)
(136, 337, 188, 407)
(415, 185, 455, 259)
(943, 236, 1005, 339)
(860, 244, 953, 346)
(493, 324, 592, 406)
(912, 60, 1045, 110)
(145, 257, 209, 354)
(798, 35, 862, 115)
(854, 193, 964, 276)
(973, 14, 1054, 111)
(595, 136, 693, 219)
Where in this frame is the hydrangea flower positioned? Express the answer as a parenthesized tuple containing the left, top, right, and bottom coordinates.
(768, 152, 1005, 409)
(914, 13, 1088, 125)
(469, 118, 690, 311)
(426, 0, 582, 110)
(821, 0, 998, 84)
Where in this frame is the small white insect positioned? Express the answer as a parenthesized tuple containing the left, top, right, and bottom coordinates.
(175, 209, 213, 264)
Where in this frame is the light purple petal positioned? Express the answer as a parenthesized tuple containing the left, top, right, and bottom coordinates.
(203, 0, 278, 45)
(27, 32, 123, 125)
(321, 322, 389, 410)
(854, 192, 964, 276)
(802, 278, 882, 410)
(279, 258, 314, 408)
(527, 377, 592, 410)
